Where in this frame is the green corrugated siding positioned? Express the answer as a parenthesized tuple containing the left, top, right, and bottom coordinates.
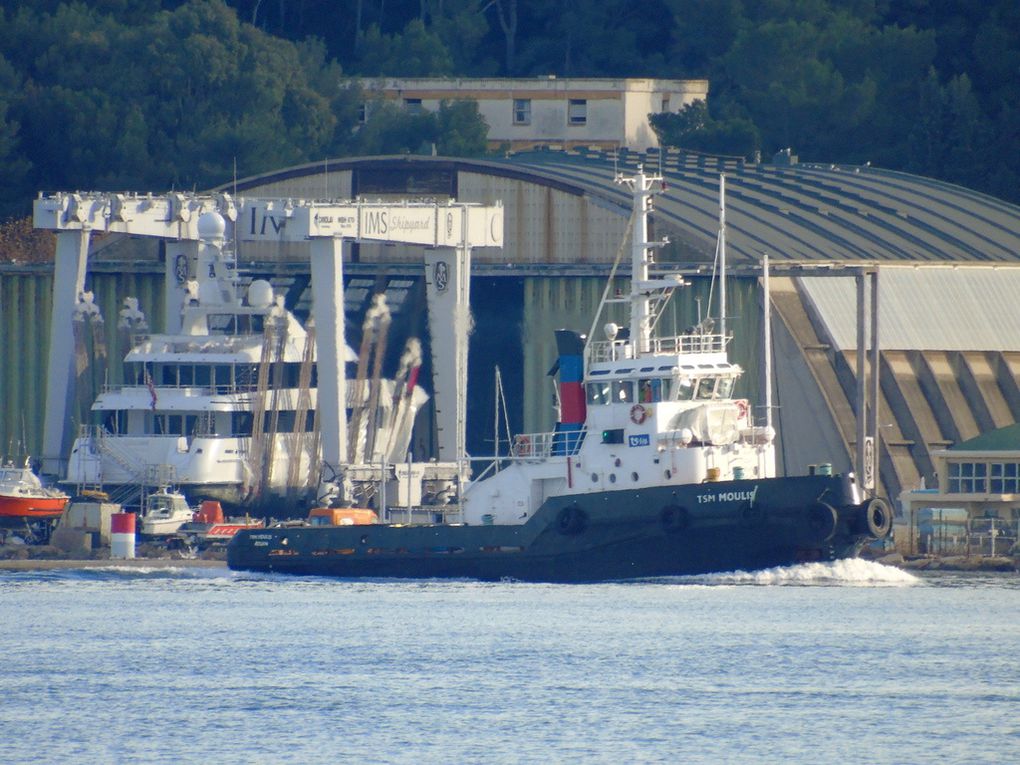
(0, 269, 165, 457)
(1, 267, 765, 461)
(521, 275, 764, 433)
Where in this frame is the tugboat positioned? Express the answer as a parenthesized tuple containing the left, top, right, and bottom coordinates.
(228, 168, 892, 582)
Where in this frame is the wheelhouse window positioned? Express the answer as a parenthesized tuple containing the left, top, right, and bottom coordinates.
(101, 410, 129, 435)
(208, 314, 265, 335)
(611, 380, 634, 403)
(695, 377, 717, 400)
(568, 99, 587, 126)
(638, 379, 668, 403)
(231, 412, 254, 436)
(675, 378, 695, 400)
(586, 383, 610, 405)
(717, 378, 735, 399)
(513, 99, 531, 125)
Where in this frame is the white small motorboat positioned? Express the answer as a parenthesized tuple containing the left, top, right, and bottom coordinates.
(140, 488, 195, 536)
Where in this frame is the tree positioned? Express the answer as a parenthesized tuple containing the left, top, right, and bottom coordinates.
(0, 55, 31, 219)
(2, 0, 346, 196)
(435, 99, 488, 156)
(650, 100, 759, 157)
(354, 19, 454, 76)
(353, 100, 439, 155)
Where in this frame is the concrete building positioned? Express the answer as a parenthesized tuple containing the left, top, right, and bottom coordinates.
(899, 426, 1020, 557)
(364, 77, 709, 151)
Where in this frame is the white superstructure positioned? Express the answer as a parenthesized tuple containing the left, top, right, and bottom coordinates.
(462, 167, 776, 525)
(64, 211, 421, 509)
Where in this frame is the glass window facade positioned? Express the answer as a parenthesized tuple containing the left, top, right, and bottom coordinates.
(945, 460, 1020, 494)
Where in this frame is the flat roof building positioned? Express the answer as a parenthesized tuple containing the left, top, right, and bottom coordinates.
(364, 77, 709, 151)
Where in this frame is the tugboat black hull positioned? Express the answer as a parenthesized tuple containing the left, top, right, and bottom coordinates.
(227, 474, 891, 582)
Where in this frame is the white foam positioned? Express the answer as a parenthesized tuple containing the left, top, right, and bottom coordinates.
(684, 558, 919, 587)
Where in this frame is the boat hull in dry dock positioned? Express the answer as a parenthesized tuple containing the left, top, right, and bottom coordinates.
(227, 474, 891, 582)
(0, 496, 68, 519)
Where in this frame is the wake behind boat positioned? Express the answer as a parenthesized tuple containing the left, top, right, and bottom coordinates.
(227, 167, 892, 582)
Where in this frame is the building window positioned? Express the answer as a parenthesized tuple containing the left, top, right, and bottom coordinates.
(661, 96, 670, 112)
(989, 462, 1019, 494)
(947, 461, 987, 493)
(568, 99, 587, 126)
(357, 102, 367, 124)
(513, 99, 531, 125)
(404, 98, 423, 114)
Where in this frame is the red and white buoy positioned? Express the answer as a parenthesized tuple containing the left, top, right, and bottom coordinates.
(110, 512, 136, 559)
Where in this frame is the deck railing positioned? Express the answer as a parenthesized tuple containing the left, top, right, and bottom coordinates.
(511, 428, 586, 459)
(586, 333, 727, 363)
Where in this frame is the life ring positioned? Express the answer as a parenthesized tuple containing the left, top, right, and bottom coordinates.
(735, 399, 749, 420)
(514, 435, 532, 457)
(630, 404, 648, 424)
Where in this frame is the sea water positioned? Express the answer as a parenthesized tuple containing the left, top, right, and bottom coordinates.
(1, 561, 1017, 765)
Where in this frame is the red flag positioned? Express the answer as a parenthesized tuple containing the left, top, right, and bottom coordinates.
(144, 368, 158, 411)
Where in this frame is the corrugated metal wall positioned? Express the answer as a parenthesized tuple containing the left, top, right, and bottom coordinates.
(520, 275, 763, 432)
(799, 266, 1020, 352)
(0, 270, 164, 456)
(1, 266, 766, 463)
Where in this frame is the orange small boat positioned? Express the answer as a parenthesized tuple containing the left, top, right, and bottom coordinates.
(0, 460, 69, 519)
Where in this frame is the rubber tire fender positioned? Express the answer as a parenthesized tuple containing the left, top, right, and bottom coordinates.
(660, 505, 690, 533)
(863, 497, 892, 539)
(804, 501, 838, 544)
(556, 504, 588, 535)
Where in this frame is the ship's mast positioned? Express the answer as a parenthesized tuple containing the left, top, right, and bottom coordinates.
(618, 165, 663, 355)
(719, 174, 727, 343)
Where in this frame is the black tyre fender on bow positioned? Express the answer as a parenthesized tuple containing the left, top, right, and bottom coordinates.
(660, 505, 690, 533)
(804, 501, 838, 544)
(556, 504, 588, 535)
(863, 497, 893, 539)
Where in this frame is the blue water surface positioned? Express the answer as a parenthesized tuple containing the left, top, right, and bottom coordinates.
(1, 560, 1017, 764)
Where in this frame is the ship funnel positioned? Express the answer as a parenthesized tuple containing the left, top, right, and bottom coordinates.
(553, 329, 585, 455)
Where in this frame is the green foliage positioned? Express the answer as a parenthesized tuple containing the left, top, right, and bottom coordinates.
(0, 0, 1019, 209)
(650, 101, 759, 157)
(355, 20, 454, 77)
(352, 98, 489, 158)
(353, 100, 438, 155)
(435, 100, 489, 157)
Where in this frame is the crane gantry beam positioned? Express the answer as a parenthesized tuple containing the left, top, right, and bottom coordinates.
(34, 190, 503, 479)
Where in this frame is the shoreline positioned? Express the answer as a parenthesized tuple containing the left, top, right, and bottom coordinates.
(0, 557, 227, 571)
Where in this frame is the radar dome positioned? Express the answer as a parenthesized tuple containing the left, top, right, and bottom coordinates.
(197, 211, 226, 242)
(247, 279, 274, 308)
